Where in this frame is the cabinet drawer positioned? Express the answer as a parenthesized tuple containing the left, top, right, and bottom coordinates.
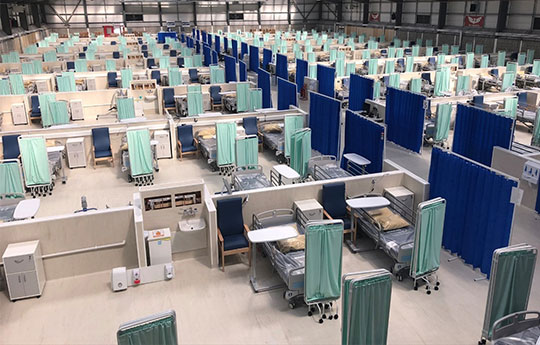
(304, 209, 322, 219)
(4, 254, 35, 274)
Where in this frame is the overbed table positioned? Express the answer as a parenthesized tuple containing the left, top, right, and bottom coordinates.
(343, 153, 371, 175)
(13, 199, 41, 220)
(247, 225, 298, 293)
(270, 164, 300, 186)
(345, 196, 390, 253)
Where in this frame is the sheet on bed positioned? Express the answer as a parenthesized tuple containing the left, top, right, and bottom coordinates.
(263, 132, 284, 151)
(235, 172, 271, 190)
(198, 137, 217, 160)
(380, 226, 415, 259)
(314, 163, 351, 180)
(493, 326, 540, 345)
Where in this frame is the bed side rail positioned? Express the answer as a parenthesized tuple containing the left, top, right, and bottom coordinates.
(492, 311, 540, 340)
(252, 209, 295, 229)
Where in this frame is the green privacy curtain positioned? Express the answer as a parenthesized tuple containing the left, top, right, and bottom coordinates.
(330, 49, 337, 62)
(168, 67, 182, 86)
(187, 91, 203, 116)
(456, 75, 470, 95)
(342, 271, 392, 345)
(387, 47, 395, 59)
(503, 97, 518, 118)
(249, 89, 262, 111)
(497, 51, 506, 67)
(533, 60, 540, 76)
(465, 43, 472, 53)
(405, 57, 414, 72)
(160, 57, 170, 69)
(50, 101, 70, 125)
(441, 44, 449, 55)
(216, 122, 236, 166)
(517, 53, 526, 66)
(437, 54, 446, 67)
(412, 45, 419, 57)
(19, 136, 51, 186)
(451, 57, 459, 65)
(396, 48, 404, 58)
(475, 45, 484, 55)
(346, 62, 355, 76)
(235, 136, 258, 166)
(106, 59, 117, 71)
(481, 55, 489, 68)
(39, 93, 57, 127)
(451, 45, 459, 55)
(409, 78, 422, 93)
(8, 74, 25, 95)
(435, 103, 452, 141)
(0, 79, 11, 95)
(121, 69, 133, 89)
(501, 73, 515, 91)
(22, 62, 35, 75)
(236, 82, 250, 112)
(482, 245, 537, 339)
(368, 59, 378, 75)
(284, 115, 304, 157)
(410, 197, 446, 279)
(527, 50, 535, 64)
(533, 109, 540, 147)
(210, 66, 225, 84)
(290, 129, 311, 177)
(304, 222, 343, 303)
(43, 50, 57, 62)
(335, 58, 345, 77)
(117, 97, 136, 120)
(373, 81, 381, 100)
(183, 57, 193, 68)
(384, 60, 395, 74)
(466, 53, 474, 69)
(426, 47, 433, 57)
(24, 45, 38, 54)
(308, 64, 317, 79)
(388, 73, 400, 88)
(0, 162, 24, 196)
(361, 49, 370, 59)
(192, 55, 203, 67)
(32, 60, 43, 74)
(425, 39, 433, 47)
(75, 59, 88, 72)
(506, 62, 518, 73)
(127, 129, 153, 176)
(434, 67, 450, 96)
(57, 72, 76, 92)
(402, 40, 409, 48)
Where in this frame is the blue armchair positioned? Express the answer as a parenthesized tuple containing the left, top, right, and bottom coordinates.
(142, 51, 149, 58)
(147, 58, 156, 69)
(209, 85, 222, 111)
(176, 125, 198, 160)
(322, 182, 356, 241)
(189, 68, 199, 83)
(107, 72, 118, 88)
(421, 72, 432, 85)
(163, 88, 175, 112)
(111, 41, 117, 45)
(2, 134, 21, 160)
(163, 44, 170, 50)
(170, 49, 177, 57)
(67, 61, 75, 71)
(91, 127, 114, 168)
(151, 70, 161, 85)
(216, 197, 251, 271)
(113, 51, 120, 59)
(243, 116, 262, 151)
(177, 57, 185, 68)
(78, 52, 86, 59)
(29, 95, 41, 123)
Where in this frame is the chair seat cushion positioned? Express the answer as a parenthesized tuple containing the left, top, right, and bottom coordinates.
(223, 234, 249, 251)
(95, 149, 112, 158)
(182, 144, 197, 153)
(165, 102, 175, 108)
(31, 112, 41, 117)
(335, 216, 351, 230)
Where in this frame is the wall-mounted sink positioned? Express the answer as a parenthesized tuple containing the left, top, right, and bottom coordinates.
(179, 218, 206, 232)
(144, 95, 157, 102)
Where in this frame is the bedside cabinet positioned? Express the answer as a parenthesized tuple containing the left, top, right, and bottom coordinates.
(153, 130, 172, 159)
(66, 137, 86, 168)
(2, 240, 46, 301)
(294, 199, 323, 230)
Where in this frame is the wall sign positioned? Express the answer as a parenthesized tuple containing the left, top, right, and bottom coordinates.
(464, 15, 485, 27)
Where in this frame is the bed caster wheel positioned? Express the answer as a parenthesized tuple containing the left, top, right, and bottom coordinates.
(49, 192, 52, 195)
(318, 319, 323, 324)
(397, 275, 403, 282)
(479, 339, 487, 345)
(288, 302, 295, 309)
(426, 290, 431, 295)
(62, 181, 66, 184)
(334, 314, 339, 320)
(434, 286, 439, 291)
(436, 282, 440, 286)
(328, 315, 333, 320)
(413, 285, 418, 291)
(308, 311, 313, 316)
(322, 314, 327, 319)
(324, 304, 330, 309)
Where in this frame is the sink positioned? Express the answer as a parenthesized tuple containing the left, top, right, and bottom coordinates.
(179, 218, 206, 232)
(144, 95, 157, 102)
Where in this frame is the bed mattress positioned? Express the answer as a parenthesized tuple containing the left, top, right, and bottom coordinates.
(517, 109, 537, 123)
(234, 173, 271, 190)
(379, 226, 415, 262)
(313, 163, 351, 180)
(493, 326, 540, 345)
(262, 132, 284, 152)
(198, 137, 217, 160)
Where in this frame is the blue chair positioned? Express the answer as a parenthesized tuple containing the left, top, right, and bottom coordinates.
(189, 68, 198, 83)
(2, 134, 21, 160)
(322, 182, 355, 240)
(79, 52, 86, 59)
(83, 47, 88, 52)
(209, 85, 222, 111)
(163, 88, 175, 112)
(147, 58, 156, 69)
(151, 70, 161, 85)
(176, 125, 198, 160)
(517, 92, 536, 112)
(490, 69, 499, 78)
(427, 57, 436, 66)
(383, 76, 390, 87)
(177, 57, 184, 68)
(141, 44, 148, 51)
(111, 41, 117, 45)
(163, 44, 170, 50)
(107, 72, 118, 88)
(472, 95, 485, 108)
(113, 51, 120, 59)
(29, 95, 41, 123)
(67, 61, 75, 70)
(216, 197, 251, 271)
(170, 49, 177, 57)
(91, 127, 114, 167)
(242, 116, 262, 151)
(421, 72, 432, 84)
(142, 51, 149, 58)
(397, 58, 405, 68)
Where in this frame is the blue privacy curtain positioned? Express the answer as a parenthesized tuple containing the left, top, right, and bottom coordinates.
(249, 45, 259, 71)
(211, 50, 218, 65)
(452, 104, 513, 166)
(241, 42, 248, 60)
(309, 92, 341, 156)
(203, 44, 211, 66)
(349, 74, 374, 111)
(278, 77, 298, 110)
(239, 60, 247, 82)
(341, 110, 385, 173)
(224, 37, 228, 51)
(214, 36, 221, 54)
(202, 31, 207, 43)
(232, 39, 238, 61)
(224, 55, 237, 82)
(429, 148, 517, 275)
(385, 88, 426, 153)
(258, 68, 273, 108)
(276, 54, 288, 80)
(296, 59, 308, 94)
(317, 64, 336, 97)
(262, 48, 273, 70)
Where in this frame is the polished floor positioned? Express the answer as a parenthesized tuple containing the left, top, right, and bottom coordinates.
(0, 87, 539, 345)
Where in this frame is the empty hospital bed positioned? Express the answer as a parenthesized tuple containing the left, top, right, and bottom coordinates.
(308, 155, 352, 180)
(231, 165, 271, 191)
(120, 129, 158, 186)
(259, 122, 286, 163)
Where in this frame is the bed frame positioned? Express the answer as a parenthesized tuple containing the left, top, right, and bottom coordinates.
(492, 311, 540, 342)
(232, 165, 271, 191)
(308, 155, 352, 181)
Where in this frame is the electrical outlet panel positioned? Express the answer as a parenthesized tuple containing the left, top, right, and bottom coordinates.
(522, 161, 540, 185)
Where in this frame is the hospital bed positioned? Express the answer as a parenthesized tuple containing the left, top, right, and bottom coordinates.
(259, 122, 286, 163)
(222, 91, 238, 113)
(120, 130, 158, 186)
(0, 159, 25, 221)
(195, 127, 218, 170)
(516, 74, 540, 89)
(231, 165, 271, 191)
(308, 155, 352, 180)
(490, 311, 540, 345)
